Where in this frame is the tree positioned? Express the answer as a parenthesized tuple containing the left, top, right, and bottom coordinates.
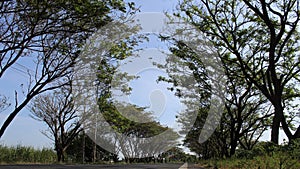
(0, 0, 131, 138)
(85, 102, 179, 163)
(73, 22, 179, 162)
(160, 147, 195, 163)
(222, 57, 273, 156)
(158, 36, 272, 157)
(177, 0, 300, 144)
(30, 84, 82, 162)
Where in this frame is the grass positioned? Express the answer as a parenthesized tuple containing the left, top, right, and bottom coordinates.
(0, 145, 56, 164)
(1, 140, 300, 168)
(196, 140, 300, 169)
(196, 155, 300, 169)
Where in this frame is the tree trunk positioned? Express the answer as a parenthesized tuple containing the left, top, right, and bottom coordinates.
(56, 145, 65, 163)
(57, 149, 62, 162)
(82, 133, 85, 164)
(271, 107, 281, 144)
(93, 142, 96, 163)
(61, 152, 65, 163)
(230, 139, 238, 157)
(112, 154, 118, 162)
(271, 99, 300, 144)
(229, 118, 238, 157)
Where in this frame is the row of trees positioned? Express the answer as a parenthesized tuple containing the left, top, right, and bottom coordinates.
(31, 84, 180, 162)
(158, 0, 300, 158)
(0, 0, 180, 163)
(0, 0, 129, 138)
(15, 0, 178, 162)
(0, 0, 140, 163)
(1, 0, 300, 162)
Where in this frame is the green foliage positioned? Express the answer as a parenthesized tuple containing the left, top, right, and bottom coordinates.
(236, 140, 300, 160)
(165, 33, 269, 159)
(0, 0, 136, 139)
(0, 145, 56, 164)
(218, 141, 300, 169)
(194, 141, 300, 168)
(199, 152, 300, 169)
(217, 155, 300, 169)
(160, 147, 197, 163)
(66, 133, 118, 163)
(101, 103, 167, 137)
(235, 142, 277, 159)
(288, 138, 300, 159)
(161, 4, 275, 159)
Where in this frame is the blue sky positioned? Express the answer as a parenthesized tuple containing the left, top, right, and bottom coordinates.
(132, 0, 177, 12)
(0, 0, 179, 148)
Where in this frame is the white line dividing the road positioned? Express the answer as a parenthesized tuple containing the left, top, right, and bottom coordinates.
(179, 163, 188, 169)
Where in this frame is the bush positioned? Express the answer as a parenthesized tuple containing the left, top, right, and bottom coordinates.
(0, 145, 56, 164)
(204, 141, 300, 169)
(287, 138, 300, 159)
(235, 149, 255, 159)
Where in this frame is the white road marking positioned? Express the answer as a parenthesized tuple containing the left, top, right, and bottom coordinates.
(179, 162, 188, 169)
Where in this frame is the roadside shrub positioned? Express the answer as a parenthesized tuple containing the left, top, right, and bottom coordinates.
(0, 145, 56, 164)
(287, 138, 300, 160)
(208, 141, 300, 169)
(234, 141, 277, 159)
(235, 149, 256, 159)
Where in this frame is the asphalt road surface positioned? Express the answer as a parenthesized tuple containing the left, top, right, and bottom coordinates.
(0, 163, 203, 169)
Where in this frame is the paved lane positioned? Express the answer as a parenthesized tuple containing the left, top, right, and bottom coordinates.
(0, 163, 203, 169)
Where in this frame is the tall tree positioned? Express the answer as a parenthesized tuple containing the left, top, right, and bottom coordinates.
(166, 40, 272, 158)
(30, 84, 81, 162)
(177, 0, 300, 144)
(222, 57, 272, 156)
(0, 0, 131, 138)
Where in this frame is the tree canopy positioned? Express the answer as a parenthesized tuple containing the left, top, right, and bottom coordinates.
(176, 0, 300, 144)
(0, 0, 133, 138)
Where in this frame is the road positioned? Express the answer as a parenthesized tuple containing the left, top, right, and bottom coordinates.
(0, 163, 203, 169)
